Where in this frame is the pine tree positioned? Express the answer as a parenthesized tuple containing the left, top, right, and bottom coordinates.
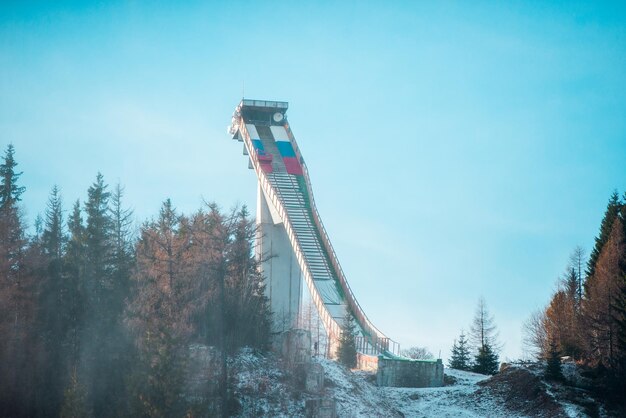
(569, 246, 586, 305)
(224, 205, 271, 351)
(37, 186, 69, 415)
(470, 298, 500, 374)
(449, 331, 471, 370)
(337, 310, 358, 368)
(473, 342, 499, 375)
(109, 184, 133, 306)
(587, 191, 622, 282)
(0, 144, 25, 208)
(583, 217, 625, 368)
(82, 174, 114, 415)
(564, 267, 578, 303)
(449, 339, 459, 363)
(81, 174, 131, 417)
(0, 144, 27, 282)
(84, 172, 113, 318)
(42, 186, 65, 259)
(106, 184, 135, 412)
(545, 339, 564, 381)
(64, 200, 86, 366)
(0, 144, 36, 415)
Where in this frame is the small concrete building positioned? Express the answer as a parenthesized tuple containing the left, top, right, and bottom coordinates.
(376, 356, 444, 388)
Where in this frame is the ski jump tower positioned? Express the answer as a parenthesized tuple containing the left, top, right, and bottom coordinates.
(229, 99, 398, 357)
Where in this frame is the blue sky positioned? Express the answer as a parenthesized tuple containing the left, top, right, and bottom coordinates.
(1, 1, 625, 360)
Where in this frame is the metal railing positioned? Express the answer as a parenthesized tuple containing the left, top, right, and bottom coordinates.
(283, 122, 399, 352)
(237, 119, 343, 351)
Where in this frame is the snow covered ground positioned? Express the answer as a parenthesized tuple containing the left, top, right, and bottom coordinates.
(230, 350, 605, 417)
(379, 368, 510, 418)
(320, 359, 514, 418)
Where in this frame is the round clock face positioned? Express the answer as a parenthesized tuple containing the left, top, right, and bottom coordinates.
(273, 112, 284, 123)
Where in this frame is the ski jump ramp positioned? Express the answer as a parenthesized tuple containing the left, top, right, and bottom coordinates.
(229, 99, 398, 356)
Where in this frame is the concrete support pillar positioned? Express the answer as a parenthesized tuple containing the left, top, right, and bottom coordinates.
(256, 182, 302, 333)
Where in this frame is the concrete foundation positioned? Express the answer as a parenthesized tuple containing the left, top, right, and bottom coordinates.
(281, 328, 312, 369)
(305, 362, 325, 394)
(376, 357, 444, 388)
(281, 329, 335, 414)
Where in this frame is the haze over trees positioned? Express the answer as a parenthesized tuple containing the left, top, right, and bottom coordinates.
(0, 144, 271, 417)
(2, 138, 625, 414)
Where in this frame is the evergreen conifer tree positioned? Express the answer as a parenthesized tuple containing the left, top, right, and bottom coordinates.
(37, 186, 69, 415)
(568, 246, 586, 305)
(564, 268, 578, 302)
(82, 174, 114, 415)
(224, 205, 271, 351)
(109, 183, 133, 306)
(470, 298, 501, 375)
(473, 343, 499, 375)
(84, 173, 113, 316)
(545, 339, 564, 381)
(0, 144, 36, 415)
(0, 144, 25, 208)
(80, 174, 131, 417)
(449, 331, 471, 370)
(42, 186, 65, 259)
(64, 200, 86, 366)
(583, 217, 625, 369)
(0, 143, 27, 278)
(450, 339, 459, 362)
(337, 311, 358, 368)
(587, 191, 622, 281)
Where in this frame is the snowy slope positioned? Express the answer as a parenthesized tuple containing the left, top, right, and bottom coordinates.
(378, 368, 512, 418)
(229, 350, 605, 417)
(320, 361, 513, 418)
